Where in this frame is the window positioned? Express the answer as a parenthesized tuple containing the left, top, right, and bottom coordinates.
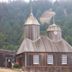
(62, 55, 67, 64)
(33, 55, 39, 64)
(47, 55, 53, 64)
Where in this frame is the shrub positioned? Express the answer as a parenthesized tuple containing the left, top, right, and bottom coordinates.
(13, 64, 21, 68)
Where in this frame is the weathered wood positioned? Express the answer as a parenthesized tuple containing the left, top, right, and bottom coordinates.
(25, 53, 27, 67)
(16, 52, 72, 72)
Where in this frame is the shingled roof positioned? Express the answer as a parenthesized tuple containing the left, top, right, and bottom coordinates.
(47, 24, 61, 31)
(25, 12, 40, 25)
(17, 36, 72, 54)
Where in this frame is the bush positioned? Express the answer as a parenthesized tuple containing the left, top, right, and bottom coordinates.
(13, 64, 21, 68)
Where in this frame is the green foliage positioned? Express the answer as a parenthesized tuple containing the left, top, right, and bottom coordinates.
(0, 1, 72, 51)
(65, 36, 72, 46)
(0, 33, 7, 41)
(13, 64, 21, 68)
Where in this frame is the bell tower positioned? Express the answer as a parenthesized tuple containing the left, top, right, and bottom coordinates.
(47, 15, 62, 41)
(24, 0, 40, 41)
(24, 12, 40, 40)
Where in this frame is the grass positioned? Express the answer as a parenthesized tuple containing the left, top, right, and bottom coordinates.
(0, 68, 22, 72)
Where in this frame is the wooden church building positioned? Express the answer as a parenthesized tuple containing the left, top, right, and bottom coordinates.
(16, 12, 72, 72)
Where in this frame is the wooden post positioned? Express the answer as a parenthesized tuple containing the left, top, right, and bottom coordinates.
(5, 57, 8, 68)
(25, 53, 27, 67)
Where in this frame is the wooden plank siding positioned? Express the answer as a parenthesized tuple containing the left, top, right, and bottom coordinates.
(24, 24, 40, 40)
(16, 52, 72, 72)
(24, 52, 72, 66)
(16, 52, 72, 68)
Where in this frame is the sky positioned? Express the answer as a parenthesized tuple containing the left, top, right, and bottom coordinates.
(0, 0, 56, 3)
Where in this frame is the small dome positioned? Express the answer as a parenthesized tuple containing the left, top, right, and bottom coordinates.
(47, 24, 61, 31)
(25, 12, 40, 25)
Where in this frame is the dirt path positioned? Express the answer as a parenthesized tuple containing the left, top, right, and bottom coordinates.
(0, 68, 22, 72)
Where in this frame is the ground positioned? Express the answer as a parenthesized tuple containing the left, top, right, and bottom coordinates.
(0, 68, 22, 72)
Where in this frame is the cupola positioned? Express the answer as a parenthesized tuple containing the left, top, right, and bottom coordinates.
(47, 23, 62, 41)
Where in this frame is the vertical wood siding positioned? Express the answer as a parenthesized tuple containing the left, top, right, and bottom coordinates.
(17, 52, 72, 72)
(24, 25, 40, 40)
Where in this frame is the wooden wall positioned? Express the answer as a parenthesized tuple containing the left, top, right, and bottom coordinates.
(24, 25, 40, 40)
(17, 52, 72, 72)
